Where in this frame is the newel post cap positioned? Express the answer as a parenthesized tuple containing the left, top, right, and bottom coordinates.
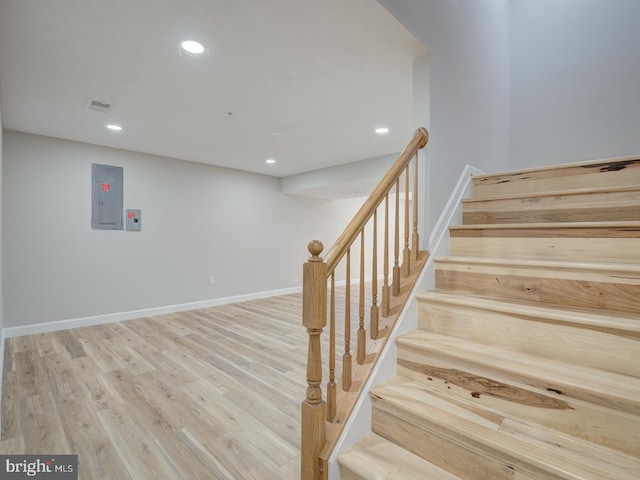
(307, 240, 324, 261)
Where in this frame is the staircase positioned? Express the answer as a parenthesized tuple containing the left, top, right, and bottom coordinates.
(338, 157, 640, 479)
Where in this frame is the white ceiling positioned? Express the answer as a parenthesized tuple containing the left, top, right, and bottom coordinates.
(0, 0, 426, 177)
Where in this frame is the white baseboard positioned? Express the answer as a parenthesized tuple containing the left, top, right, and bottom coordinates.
(2, 286, 303, 339)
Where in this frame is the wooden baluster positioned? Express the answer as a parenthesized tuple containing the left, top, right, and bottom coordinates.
(326, 272, 336, 422)
(370, 210, 379, 339)
(301, 240, 327, 480)
(357, 229, 366, 365)
(392, 180, 401, 296)
(402, 167, 411, 277)
(342, 248, 352, 391)
(412, 152, 420, 261)
(382, 195, 391, 316)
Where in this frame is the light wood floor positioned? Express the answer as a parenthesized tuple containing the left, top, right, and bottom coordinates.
(1, 293, 336, 479)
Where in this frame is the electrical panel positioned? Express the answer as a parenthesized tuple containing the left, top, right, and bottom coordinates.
(126, 209, 141, 231)
(91, 164, 123, 230)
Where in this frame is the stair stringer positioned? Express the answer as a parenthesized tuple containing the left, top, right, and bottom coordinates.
(328, 163, 484, 479)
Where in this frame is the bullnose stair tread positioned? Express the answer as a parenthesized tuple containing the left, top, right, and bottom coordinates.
(416, 290, 640, 335)
(338, 432, 463, 480)
(434, 255, 640, 274)
(462, 184, 640, 203)
(470, 155, 640, 182)
(370, 378, 640, 479)
(396, 330, 640, 408)
(450, 220, 640, 230)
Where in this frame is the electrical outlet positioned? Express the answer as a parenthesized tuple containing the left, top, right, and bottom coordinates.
(209, 276, 215, 285)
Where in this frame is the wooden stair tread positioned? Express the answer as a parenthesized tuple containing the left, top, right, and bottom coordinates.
(338, 433, 463, 480)
(396, 330, 640, 414)
(371, 378, 640, 479)
(462, 184, 640, 203)
(451, 220, 640, 230)
(471, 155, 640, 182)
(417, 290, 640, 336)
(389, 363, 640, 457)
(435, 255, 640, 274)
(471, 157, 640, 198)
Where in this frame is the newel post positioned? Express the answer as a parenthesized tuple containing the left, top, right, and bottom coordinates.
(301, 240, 327, 480)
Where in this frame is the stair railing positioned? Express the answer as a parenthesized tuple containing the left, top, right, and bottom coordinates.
(301, 128, 429, 480)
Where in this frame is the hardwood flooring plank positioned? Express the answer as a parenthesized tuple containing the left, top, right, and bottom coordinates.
(54, 330, 87, 359)
(131, 348, 192, 388)
(156, 429, 236, 480)
(184, 332, 250, 366)
(123, 322, 177, 352)
(195, 387, 297, 467)
(223, 387, 299, 449)
(97, 403, 181, 479)
(1, 371, 21, 442)
(3, 338, 15, 372)
(32, 333, 59, 357)
(78, 337, 125, 373)
(11, 335, 37, 353)
(104, 369, 181, 439)
(149, 312, 198, 337)
(243, 361, 303, 401)
(0, 435, 25, 454)
(15, 350, 47, 397)
(19, 392, 72, 454)
(162, 351, 233, 395)
(104, 322, 154, 349)
(71, 356, 124, 411)
(204, 432, 286, 480)
(168, 311, 226, 340)
(203, 353, 298, 417)
(102, 339, 156, 376)
(135, 373, 229, 442)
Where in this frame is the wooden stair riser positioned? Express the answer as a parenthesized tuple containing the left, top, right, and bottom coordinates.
(394, 355, 640, 456)
(449, 224, 640, 263)
(416, 300, 640, 378)
(338, 433, 463, 480)
(463, 188, 640, 225)
(372, 389, 640, 480)
(396, 339, 640, 417)
(472, 158, 640, 198)
(371, 403, 536, 480)
(371, 382, 640, 479)
(434, 260, 640, 314)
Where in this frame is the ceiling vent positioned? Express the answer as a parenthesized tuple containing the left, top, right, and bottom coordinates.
(86, 98, 114, 113)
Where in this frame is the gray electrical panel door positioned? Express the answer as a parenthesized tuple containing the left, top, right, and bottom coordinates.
(91, 164, 123, 230)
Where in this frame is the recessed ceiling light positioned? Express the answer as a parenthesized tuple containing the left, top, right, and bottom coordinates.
(181, 40, 205, 54)
(375, 127, 390, 134)
(106, 124, 122, 131)
(265, 159, 276, 164)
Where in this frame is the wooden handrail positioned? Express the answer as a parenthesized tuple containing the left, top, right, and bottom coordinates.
(324, 127, 428, 273)
(301, 127, 429, 480)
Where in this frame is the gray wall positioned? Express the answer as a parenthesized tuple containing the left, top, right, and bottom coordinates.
(510, 0, 640, 169)
(0, 100, 3, 334)
(378, 0, 511, 233)
(2, 131, 365, 328)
